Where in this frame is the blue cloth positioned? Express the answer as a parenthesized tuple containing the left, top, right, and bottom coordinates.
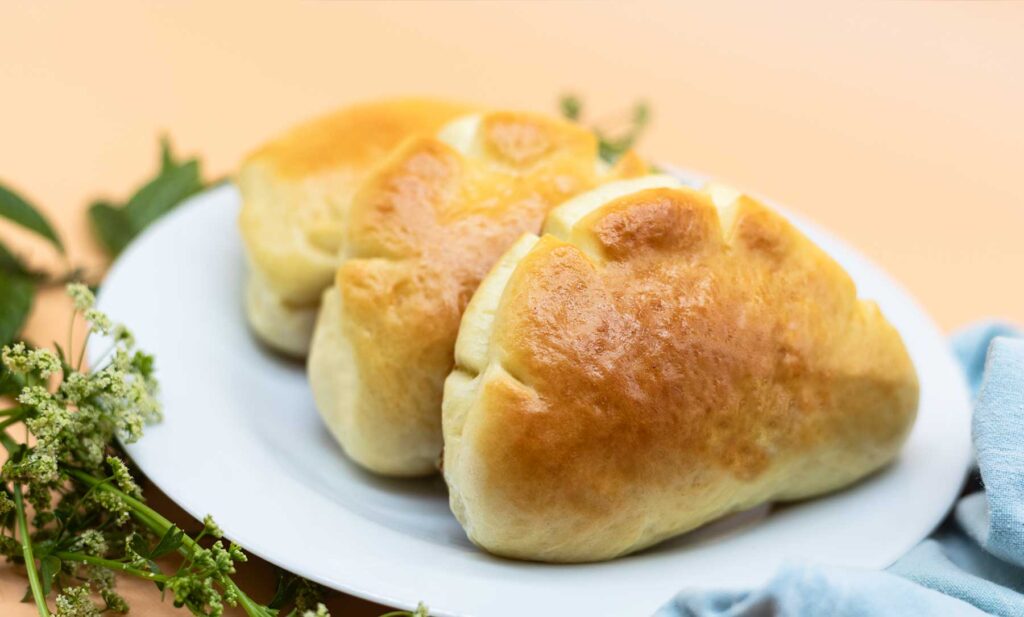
(657, 321, 1024, 617)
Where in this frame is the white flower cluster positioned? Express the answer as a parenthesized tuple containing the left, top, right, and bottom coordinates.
(2, 343, 60, 378)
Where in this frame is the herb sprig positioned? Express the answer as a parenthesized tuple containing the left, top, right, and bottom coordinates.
(0, 286, 429, 616)
(0, 140, 429, 616)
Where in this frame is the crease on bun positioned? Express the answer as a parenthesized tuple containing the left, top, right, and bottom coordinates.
(237, 98, 476, 356)
(307, 110, 648, 476)
(443, 179, 919, 562)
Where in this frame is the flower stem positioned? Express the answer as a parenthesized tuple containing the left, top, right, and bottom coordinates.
(76, 331, 90, 372)
(13, 484, 51, 617)
(68, 469, 269, 617)
(53, 551, 169, 582)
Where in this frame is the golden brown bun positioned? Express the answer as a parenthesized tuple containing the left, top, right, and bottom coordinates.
(307, 111, 647, 476)
(442, 177, 919, 562)
(237, 98, 476, 355)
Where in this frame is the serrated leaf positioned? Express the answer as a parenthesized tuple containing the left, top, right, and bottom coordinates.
(130, 532, 152, 559)
(151, 559, 166, 592)
(39, 555, 61, 596)
(150, 525, 185, 558)
(88, 201, 135, 256)
(0, 181, 63, 253)
(123, 159, 201, 232)
(0, 270, 34, 345)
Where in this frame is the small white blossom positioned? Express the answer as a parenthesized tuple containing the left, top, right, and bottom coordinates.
(25, 393, 71, 443)
(2, 343, 60, 377)
(106, 456, 142, 498)
(302, 603, 330, 617)
(55, 585, 101, 617)
(60, 372, 98, 402)
(18, 386, 61, 415)
(67, 282, 96, 311)
(85, 309, 112, 335)
(112, 324, 135, 348)
(203, 514, 224, 538)
(110, 349, 132, 372)
(71, 529, 109, 556)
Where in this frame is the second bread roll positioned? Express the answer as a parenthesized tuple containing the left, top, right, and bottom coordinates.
(308, 111, 647, 476)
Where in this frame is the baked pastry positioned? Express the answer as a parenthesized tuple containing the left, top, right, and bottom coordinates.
(442, 176, 919, 562)
(237, 98, 475, 356)
(307, 111, 647, 476)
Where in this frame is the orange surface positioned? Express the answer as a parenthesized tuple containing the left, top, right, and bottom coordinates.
(1, 2, 1022, 614)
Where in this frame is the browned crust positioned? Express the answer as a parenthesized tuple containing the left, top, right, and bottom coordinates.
(455, 187, 918, 559)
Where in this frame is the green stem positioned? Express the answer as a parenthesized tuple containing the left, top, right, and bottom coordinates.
(67, 309, 75, 366)
(69, 469, 268, 617)
(0, 412, 27, 432)
(76, 331, 90, 372)
(0, 429, 18, 454)
(13, 484, 51, 617)
(53, 551, 169, 582)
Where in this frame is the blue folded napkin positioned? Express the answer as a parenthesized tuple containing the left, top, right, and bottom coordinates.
(657, 321, 1024, 617)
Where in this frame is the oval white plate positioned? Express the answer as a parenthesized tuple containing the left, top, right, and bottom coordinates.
(94, 174, 972, 617)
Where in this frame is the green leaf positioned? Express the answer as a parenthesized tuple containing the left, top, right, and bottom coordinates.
(596, 100, 651, 163)
(130, 533, 153, 561)
(39, 555, 61, 596)
(123, 159, 202, 233)
(0, 270, 34, 345)
(131, 351, 155, 378)
(0, 361, 25, 397)
(0, 240, 29, 277)
(560, 94, 582, 121)
(160, 135, 177, 174)
(88, 138, 205, 257)
(557, 95, 652, 163)
(150, 525, 185, 559)
(267, 570, 301, 609)
(88, 201, 135, 256)
(0, 181, 63, 253)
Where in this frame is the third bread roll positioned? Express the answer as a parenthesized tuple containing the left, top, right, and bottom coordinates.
(442, 176, 919, 562)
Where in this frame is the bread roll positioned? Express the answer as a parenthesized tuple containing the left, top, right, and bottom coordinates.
(443, 176, 919, 562)
(307, 111, 647, 476)
(237, 98, 475, 356)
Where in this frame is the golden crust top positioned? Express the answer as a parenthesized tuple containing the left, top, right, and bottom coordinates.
(244, 98, 477, 179)
(444, 184, 919, 560)
(237, 98, 476, 313)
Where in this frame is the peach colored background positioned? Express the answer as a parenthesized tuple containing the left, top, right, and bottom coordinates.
(1, 2, 1022, 614)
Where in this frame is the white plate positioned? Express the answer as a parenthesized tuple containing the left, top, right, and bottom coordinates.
(94, 174, 972, 617)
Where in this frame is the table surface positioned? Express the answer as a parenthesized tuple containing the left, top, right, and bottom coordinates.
(1, 2, 1022, 614)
